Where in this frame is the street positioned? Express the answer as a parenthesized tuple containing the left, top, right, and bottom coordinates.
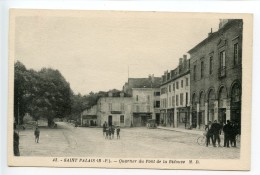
(19, 122, 240, 159)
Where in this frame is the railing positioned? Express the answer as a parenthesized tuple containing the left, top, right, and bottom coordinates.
(218, 66, 226, 78)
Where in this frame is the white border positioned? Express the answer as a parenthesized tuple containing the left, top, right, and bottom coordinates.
(1, 1, 260, 175)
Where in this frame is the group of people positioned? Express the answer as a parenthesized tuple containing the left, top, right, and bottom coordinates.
(205, 120, 240, 148)
(102, 122, 120, 139)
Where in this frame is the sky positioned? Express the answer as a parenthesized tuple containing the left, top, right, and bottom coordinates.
(15, 11, 219, 95)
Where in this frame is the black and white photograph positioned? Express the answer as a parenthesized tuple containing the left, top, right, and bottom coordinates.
(8, 9, 252, 170)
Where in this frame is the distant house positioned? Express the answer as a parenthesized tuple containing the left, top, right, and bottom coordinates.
(81, 105, 98, 127)
(97, 92, 133, 127)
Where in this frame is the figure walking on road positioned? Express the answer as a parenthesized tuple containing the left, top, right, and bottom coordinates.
(34, 127, 40, 143)
(103, 121, 107, 136)
(111, 125, 115, 139)
(116, 126, 120, 139)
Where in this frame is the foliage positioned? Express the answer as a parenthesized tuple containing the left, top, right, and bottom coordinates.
(14, 61, 71, 126)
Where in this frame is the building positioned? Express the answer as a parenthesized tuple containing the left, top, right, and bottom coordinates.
(188, 19, 242, 129)
(123, 75, 161, 96)
(97, 92, 133, 127)
(122, 75, 161, 126)
(160, 55, 191, 128)
(132, 88, 160, 126)
(81, 105, 98, 127)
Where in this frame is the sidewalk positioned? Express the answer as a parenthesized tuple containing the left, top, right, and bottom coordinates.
(157, 126, 226, 140)
(157, 126, 205, 135)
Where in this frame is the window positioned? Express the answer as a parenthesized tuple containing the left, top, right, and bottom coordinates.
(169, 97, 171, 107)
(209, 56, 213, 74)
(176, 95, 179, 106)
(186, 78, 189, 86)
(176, 81, 179, 89)
(155, 101, 160, 108)
(186, 92, 188, 106)
(181, 80, 183, 88)
(180, 93, 183, 106)
(234, 43, 239, 66)
(120, 115, 124, 123)
(120, 103, 124, 111)
(155, 92, 160, 96)
(172, 83, 175, 91)
(193, 65, 197, 80)
(220, 50, 226, 68)
(109, 103, 112, 111)
(136, 95, 138, 101)
(172, 96, 175, 107)
(169, 85, 171, 92)
(201, 61, 204, 78)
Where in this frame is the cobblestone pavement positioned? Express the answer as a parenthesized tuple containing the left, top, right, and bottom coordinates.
(19, 122, 240, 159)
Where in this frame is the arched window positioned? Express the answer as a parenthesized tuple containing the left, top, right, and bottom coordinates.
(231, 84, 241, 103)
(199, 92, 205, 107)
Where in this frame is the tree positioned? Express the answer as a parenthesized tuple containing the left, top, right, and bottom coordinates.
(14, 61, 72, 127)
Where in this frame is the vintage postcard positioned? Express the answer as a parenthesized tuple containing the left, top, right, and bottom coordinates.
(8, 9, 253, 170)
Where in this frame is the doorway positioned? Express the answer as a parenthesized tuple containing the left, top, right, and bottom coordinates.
(108, 115, 112, 126)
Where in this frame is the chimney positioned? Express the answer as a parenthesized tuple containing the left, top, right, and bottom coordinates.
(120, 92, 124, 97)
(208, 28, 213, 37)
(179, 58, 183, 65)
(183, 55, 187, 62)
(108, 92, 113, 97)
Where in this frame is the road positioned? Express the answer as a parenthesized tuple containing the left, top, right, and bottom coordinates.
(19, 122, 240, 159)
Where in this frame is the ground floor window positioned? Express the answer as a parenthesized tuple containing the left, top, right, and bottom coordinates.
(120, 115, 124, 124)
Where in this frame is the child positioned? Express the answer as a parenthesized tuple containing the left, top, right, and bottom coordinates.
(105, 128, 109, 139)
(111, 125, 115, 139)
(108, 127, 112, 140)
(116, 126, 120, 139)
(34, 127, 40, 143)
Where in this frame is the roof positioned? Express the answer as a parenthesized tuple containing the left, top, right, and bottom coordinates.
(188, 19, 242, 54)
(128, 77, 161, 88)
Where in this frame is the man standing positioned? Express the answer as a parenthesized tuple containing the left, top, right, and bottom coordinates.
(211, 120, 222, 147)
(103, 121, 107, 136)
(34, 127, 40, 143)
(13, 123, 20, 156)
(223, 120, 232, 148)
(206, 121, 213, 147)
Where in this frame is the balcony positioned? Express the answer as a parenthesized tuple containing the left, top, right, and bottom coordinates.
(218, 66, 226, 78)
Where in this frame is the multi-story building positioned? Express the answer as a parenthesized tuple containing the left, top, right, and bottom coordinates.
(160, 55, 191, 128)
(188, 19, 242, 129)
(97, 92, 133, 127)
(132, 88, 160, 127)
(122, 75, 161, 126)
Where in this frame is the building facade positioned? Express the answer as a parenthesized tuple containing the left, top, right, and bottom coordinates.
(188, 19, 242, 129)
(81, 105, 98, 126)
(160, 55, 191, 128)
(97, 92, 133, 127)
(132, 88, 160, 127)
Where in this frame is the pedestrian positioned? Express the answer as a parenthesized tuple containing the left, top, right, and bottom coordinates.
(34, 127, 40, 143)
(105, 128, 109, 139)
(103, 121, 107, 136)
(13, 123, 20, 156)
(116, 126, 120, 139)
(230, 121, 239, 147)
(206, 121, 214, 147)
(211, 120, 222, 147)
(108, 126, 112, 140)
(223, 120, 232, 148)
(111, 125, 115, 139)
